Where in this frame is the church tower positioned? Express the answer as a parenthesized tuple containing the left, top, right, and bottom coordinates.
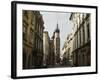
(54, 23, 60, 65)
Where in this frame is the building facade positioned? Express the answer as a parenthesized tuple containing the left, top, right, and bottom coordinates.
(23, 10, 44, 69)
(49, 39, 55, 66)
(43, 23, 60, 67)
(43, 31, 50, 67)
(52, 23, 60, 65)
(70, 13, 91, 66)
(62, 33, 73, 66)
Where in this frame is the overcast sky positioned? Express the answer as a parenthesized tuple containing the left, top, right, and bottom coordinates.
(40, 11, 73, 52)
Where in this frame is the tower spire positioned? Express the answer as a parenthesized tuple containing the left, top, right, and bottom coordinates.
(57, 22, 58, 30)
(55, 22, 60, 33)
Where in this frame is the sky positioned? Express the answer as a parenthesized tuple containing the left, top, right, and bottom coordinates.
(40, 11, 73, 53)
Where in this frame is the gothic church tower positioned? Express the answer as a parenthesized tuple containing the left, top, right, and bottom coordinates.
(54, 23, 60, 65)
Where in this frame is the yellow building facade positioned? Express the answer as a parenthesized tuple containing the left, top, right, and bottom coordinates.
(23, 10, 44, 69)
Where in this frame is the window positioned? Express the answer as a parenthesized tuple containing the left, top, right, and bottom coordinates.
(29, 28, 34, 44)
(82, 25, 85, 44)
(38, 39, 40, 52)
(23, 10, 28, 19)
(23, 26, 27, 41)
(73, 39, 75, 50)
(35, 38, 37, 49)
(75, 36, 77, 49)
(79, 30, 81, 46)
(77, 32, 78, 48)
(31, 13, 35, 26)
(23, 49, 27, 69)
(76, 35, 77, 49)
(87, 23, 90, 40)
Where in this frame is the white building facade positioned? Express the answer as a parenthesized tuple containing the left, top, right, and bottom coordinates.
(62, 33, 73, 66)
(70, 13, 91, 66)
